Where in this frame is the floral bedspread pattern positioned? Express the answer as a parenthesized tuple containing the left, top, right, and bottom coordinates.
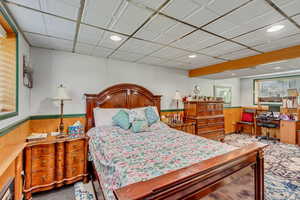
(88, 124, 237, 200)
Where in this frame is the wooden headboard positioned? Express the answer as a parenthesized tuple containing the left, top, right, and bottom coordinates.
(84, 83, 162, 131)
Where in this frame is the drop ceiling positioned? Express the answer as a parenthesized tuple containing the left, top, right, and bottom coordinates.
(3, 0, 300, 72)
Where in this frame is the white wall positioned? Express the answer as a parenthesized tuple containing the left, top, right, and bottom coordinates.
(0, 8, 31, 129)
(215, 78, 240, 107)
(30, 48, 241, 115)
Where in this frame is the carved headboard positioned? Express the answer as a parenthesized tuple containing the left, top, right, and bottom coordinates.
(84, 83, 162, 131)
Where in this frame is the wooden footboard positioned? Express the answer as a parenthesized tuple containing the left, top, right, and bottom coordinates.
(114, 143, 266, 200)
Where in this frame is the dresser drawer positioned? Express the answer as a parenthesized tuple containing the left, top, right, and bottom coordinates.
(32, 144, 55, 157)
(65, 140, 85, 152)
(207, 117, 224, 124)
(31, 170, 55, 186)
(32, 155, 55, 172)
(66, 151, 85, 165)
(65, 164, 84, 178)
(197, 124, 224, 134)
(196, 119, 207, 126)
(199, 130, 224, 140)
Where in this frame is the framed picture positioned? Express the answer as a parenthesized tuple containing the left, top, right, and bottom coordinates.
(214, 86, 232, 105)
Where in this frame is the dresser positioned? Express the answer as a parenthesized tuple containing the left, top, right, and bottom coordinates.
(184, 101, 225, 141)
(23, 136, 89, 200)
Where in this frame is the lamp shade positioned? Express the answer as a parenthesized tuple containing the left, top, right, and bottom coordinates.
(53, 85, 71, 101)
(174, 91, 181, 100)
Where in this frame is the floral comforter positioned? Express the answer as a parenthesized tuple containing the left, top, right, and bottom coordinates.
(87, 123, 237, 200)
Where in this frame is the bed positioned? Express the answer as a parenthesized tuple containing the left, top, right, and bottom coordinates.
(85, 83, 266, 200)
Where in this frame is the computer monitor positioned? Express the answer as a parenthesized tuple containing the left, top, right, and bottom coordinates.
(269, 105, 280, 113)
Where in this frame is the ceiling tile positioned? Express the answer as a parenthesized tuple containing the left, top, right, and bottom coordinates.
(219, 49, 259, 60)
(24, 32, 51, 47)
(118, 38, 163, 55)
(110, 50, 145, 62)
(162, 0, 200, 20)
(202, 18, 239, 36)
(7, 0, 41, 9)
(40, 0, 80, 20)
(75, 42, 95, 55)
(135, 28, 161, 41)
(199, 41, 245, 56)
(92, 46, 113, 58)
(111, 3, 153, 35)
(220, 0, 273, 26)
(174, 53, 216, 64)
(280, 0, 300, 16)
(7, 4, 47, 34)
(233, 20, 300, 47)
(46, 37, 73, 51)
(171, 30, 223, 51)
(160, 60, 190, 69)
(45, 15, 76, 40)
(293, 15, 300, 24)
(270, 0, 296, 7)
(207, 0, 250, 16)
(138, 56, 169, 66)
(150, 47, 189, 59)
(82, 0, 123, 28)
(188, 57, 223, 68)
(98, 32, 129, 49)
(141, 15, 177, 36)
(129, 0, 167, 9)
(184, 7, 219, 27)
(78, 24, 104, 45)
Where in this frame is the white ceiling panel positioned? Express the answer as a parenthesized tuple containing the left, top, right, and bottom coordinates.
(129, 0, 167, 9)
(110, 50, 145, 62)
(98, 32, 129, 49)
(207, 0, 250, 16)
(75, 42, 95, 55)
(24, 32, 51, 47)
(7, 0, 41, 9)
(45, 15, 76, 40)
(138, 56, 169, 66)
(150, 47, 189, 59)
(219, 49, 259, 60)
(174, 53, 217, 64)
(233, 20, 300, 47)
(293, 15, 300, 24)
(199, 41, 244, 56)
(171, 30, 224, 51)
(279, 0, 300, 16)
(46, 37, 73, 51)
(78, 24, 104, 45)
(203, 18, 239, 36)
(111, 3, 153, 35)
(141, 15, 177, 36)
(162, 0, 200, 20)
(220, 0, 273, 26)
(184, 7, 219, 27)
(82, 0, 123, 28)
(189, 57, 223, 68)
(271, 0, 296, 7)
(92, 46, 114, 58)
(7, 4, 47, 34)
(118, 38, 163, 55)
(40, 0, 80, 20)
(160, 60, 191, 69)
(135, 28, 161, 41)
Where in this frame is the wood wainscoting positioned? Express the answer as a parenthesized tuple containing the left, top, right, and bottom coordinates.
(223, 107, 242, 134)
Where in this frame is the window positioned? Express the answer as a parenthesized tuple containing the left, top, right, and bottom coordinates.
(0, 8, 18, 120)
(253, 76, 300, 104)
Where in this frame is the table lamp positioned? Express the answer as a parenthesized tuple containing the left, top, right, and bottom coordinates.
(53, 84, 71, 133)
(174, 90, 181, 109)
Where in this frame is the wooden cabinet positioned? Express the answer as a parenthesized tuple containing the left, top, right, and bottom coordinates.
(184, 101, 225, 141)
(166, 122, 195, 134)
(280, 120, 300, 144)
(24, 136, 89, 200)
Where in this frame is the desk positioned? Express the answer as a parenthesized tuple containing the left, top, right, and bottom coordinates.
(255, 118, 280, 138)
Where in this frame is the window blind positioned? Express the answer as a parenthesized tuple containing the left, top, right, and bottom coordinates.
(0, 34, 16, 113)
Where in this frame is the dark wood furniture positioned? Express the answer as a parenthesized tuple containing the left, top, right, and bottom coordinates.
(23, 136, 89, 200)
(236, 108, 256, 135)
(85, 83, 266, 200)
(165, 121, 195, 134)
(184, 101, 225, 141)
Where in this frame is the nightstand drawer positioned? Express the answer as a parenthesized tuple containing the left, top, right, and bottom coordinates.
(32, 144, 55, 157)
(31, 170, 55, 186)
(65, 165, 84, 178)
(65, 140, 85, 152)
(66, 151, 85, 165)
(32, 156, 55, 172)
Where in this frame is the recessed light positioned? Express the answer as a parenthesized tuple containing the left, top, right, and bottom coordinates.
(110, 35, 122, 42)
(274, 66, 281, 70)
(267, 25, 284, 32)
(188, 54, 197, 58)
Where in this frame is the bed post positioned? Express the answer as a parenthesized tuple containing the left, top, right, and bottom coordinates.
(255, 149, 264, 200)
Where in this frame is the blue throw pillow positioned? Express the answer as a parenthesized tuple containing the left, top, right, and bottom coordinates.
(131, 120, 149, 133)
(145, 107, 159, 125)
(112, 110, 131, 130)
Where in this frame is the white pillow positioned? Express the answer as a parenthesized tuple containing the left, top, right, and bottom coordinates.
(93, 108, 127, 127)
(130, 106, 160, 122)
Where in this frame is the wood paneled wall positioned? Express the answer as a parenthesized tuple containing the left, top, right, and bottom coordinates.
(224, 107, 242, 134)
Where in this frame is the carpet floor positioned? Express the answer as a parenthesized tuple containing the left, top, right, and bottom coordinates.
(32, 134, 300, 200)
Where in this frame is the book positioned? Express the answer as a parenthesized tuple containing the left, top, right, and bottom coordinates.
(26, 133, 48, 142)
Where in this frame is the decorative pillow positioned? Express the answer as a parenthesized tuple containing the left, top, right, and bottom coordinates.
(131, 120, 149, 133)
(128, 109, 146, 123)
(145, 106, 159, 125)
(93, 108, 127, 127)
(112, 110, 131, 130)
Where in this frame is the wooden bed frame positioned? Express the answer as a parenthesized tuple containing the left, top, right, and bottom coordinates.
(85, 83, 266, 200)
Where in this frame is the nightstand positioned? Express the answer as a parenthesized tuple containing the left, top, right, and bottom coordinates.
(23, 135, 89, 200)
(166, 122, 196, 134)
